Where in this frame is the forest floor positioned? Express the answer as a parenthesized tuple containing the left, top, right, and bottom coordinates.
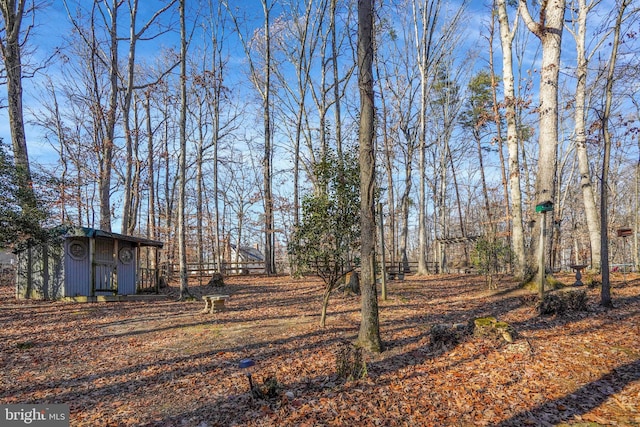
(1, 272, 639, 426)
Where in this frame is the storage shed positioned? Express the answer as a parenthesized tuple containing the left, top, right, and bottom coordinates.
(15, 226, 164, 300)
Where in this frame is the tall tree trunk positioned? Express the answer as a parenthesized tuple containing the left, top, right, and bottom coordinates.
(570, 0, 601, 271)
(414, 0, 439, 275)
(212, 91, 222, 273)
(445, 138, 467, 263)
(144, 91, 156, 240)
(635, 133, 639, 271)
(496, 0, 525, 279)
(178, 0, 192, 299)
(377, 74, 396, 268)
(207, 0, 226, 273)
(99, 0, 121, 232)
(162, 91, 175, 266)
(519, 0, 565, 284)
(357, 0, 382, 354)
(600, 0, 630, 307)
(437, 143, 447, 273)
(262, 0, 276, 275)
(224, 0, 275, 274)
(121, 4, 136, 235)
(0, 0, 37, 216)
(196, 107, 205, 285)
(121, 0, 175, 235)
(474, 128, 493, 232)
(130, 99, 142, 231)
(331, 0, 343, 163)
(487, 9, 511, 268)
(48, 80, 69, 223)
(399, 138, 414, 273)
(633, 134, 640, 271)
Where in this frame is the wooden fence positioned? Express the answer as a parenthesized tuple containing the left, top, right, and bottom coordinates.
(164, 261, 265, 279)
(162, 260, 447, 280)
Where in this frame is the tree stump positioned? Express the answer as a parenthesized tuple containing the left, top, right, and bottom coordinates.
(335, 341, 366, 380)
(158, 275, 168, 289)
(207, 272, 225, 287)
(473, 316, 517, 343)
(344, 271, 360, 295)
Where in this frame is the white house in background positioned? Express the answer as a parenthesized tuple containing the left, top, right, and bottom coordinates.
(0, 250, 16, 267)
(1, 251, 16, 280)
(225, 243, 264, 274)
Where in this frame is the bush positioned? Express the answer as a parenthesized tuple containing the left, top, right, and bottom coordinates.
(430, 322, 471, 348)
(537, 289, 588, 315)
(471, 235, 513, 289)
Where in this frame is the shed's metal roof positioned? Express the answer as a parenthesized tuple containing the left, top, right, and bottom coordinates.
(68, 227, 164, 248)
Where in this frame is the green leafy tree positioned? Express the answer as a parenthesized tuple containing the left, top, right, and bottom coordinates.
(289, 149, 360, 327)
(0, 140, 46, 248)
(471, 235, 513, 290)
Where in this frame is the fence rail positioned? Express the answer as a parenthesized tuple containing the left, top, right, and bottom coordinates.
(137, 267, 160, 293)
(161, 260, 450, 279)
(164, 261, 265, 278)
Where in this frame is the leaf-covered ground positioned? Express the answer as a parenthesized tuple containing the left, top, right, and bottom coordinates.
(1, 273, 639, 426)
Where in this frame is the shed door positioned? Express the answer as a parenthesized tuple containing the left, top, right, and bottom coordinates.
(94, 238, 117, 294)
(117, 242, 136, 295)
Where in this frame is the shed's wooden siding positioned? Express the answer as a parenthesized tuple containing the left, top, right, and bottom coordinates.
(64, 238, 90, 297)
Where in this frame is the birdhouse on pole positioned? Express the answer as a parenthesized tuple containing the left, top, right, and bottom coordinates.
(616, 228, 632, 237)
(535, 200, 554, 213)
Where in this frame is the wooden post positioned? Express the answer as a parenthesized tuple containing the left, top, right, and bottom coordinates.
(378, 203, 387, 301)
(155, 247, 160, 294)
(535, 201, 553, 299)
(26, 246, 33, 298)
(89, 238, 96, 296)
(42, 244, 49, 300)
(538, 211, 546, 299)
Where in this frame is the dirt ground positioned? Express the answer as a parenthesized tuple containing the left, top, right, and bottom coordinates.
(1, 272, 639, 426)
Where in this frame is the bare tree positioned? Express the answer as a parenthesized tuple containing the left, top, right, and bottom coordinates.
(413, 0, 439, 275)
(376, 7, 420, 274)
(633, 97, 640, 272)
(496, 0, 526, 280)
(143, 88, 157, 240)
(412, 0, 467, 274)
(62, 0, 123, 231)
(519, 0, 566, 284)
(177, 0, 192, 299)
(357, 0, 382, 353)
(225, 0, 277, 275)
(260, 0, 276, 275)
(270, 0, 320, 229)
(120, 0, 176, 235)
(486, 4, 512, 271)
(565, 0, 606, 272)
(600, 0, 632, 307)
(222, 148, 261, 273)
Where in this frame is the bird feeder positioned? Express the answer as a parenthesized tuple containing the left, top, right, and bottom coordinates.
(535, 200, 554, 213)
(616, 228, 633, 283)
(616, 228, 632, 237)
